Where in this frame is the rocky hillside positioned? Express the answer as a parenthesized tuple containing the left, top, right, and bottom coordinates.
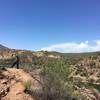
(0, 45, 100, 100)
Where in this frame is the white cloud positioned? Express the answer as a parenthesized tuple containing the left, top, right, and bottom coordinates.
(40, 40, 100, 53)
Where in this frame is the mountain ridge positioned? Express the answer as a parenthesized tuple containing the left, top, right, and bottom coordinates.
(0, 44, 9, 50)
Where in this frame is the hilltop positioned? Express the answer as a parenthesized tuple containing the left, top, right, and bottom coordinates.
(0, 44, 9, 50)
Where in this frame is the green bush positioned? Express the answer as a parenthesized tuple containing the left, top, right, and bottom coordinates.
(40, 59, 73, 100)
(24, 80, 32, 91)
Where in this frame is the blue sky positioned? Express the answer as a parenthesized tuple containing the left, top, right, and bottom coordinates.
(0, 0, 100, 52)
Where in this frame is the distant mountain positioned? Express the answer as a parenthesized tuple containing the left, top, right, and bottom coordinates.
(0, 44, 9, 50)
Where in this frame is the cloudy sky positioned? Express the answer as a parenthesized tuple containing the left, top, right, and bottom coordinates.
(41, 40, 100, 53)
(0, 0, 100, 53)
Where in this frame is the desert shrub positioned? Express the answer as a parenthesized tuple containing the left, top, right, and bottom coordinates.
(24, 80, 32, 92)
(20, 62, 34, 72)
(88, 78, 94, 83)
(96, 78, 100, 83)
(40, 59, 74, 100)
(80, 70, 88, 77)
(73, 77, 83, 88)
(76, 68, 88, 77)
(87, 83, 100, 91)
(90, 61, 96, 68)
(72, 90, 87, 100)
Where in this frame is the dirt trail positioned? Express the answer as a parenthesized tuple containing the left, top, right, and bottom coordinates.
(0, 68, 41, 100)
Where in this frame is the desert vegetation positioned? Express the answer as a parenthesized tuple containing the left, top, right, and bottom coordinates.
(0, 50, 100, 100)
